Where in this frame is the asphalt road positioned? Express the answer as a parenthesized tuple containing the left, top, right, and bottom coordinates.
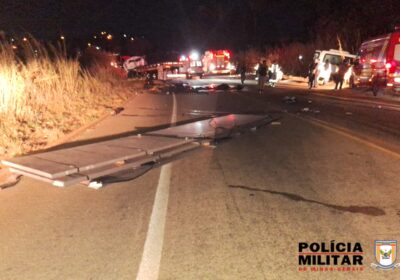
(1, 78, 400, 279)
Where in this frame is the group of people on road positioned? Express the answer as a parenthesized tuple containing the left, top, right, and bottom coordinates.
(255, 60, 282, 93)
(238, 60, 283, 93)
(308, 59, 351, 90)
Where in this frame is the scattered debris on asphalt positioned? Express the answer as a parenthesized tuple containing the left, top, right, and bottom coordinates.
(345, 112, 353, 115)
(165, 82, 197, 94)
(193, 83, 244, 93)
(112, 107, 125, 115)
(202, 141, 217, 148)
(301, 107, 310, 112)
(0, 169, 21, 189)
(88, 180, 104, 190)
(313, 110, 320, 114)
(282, 96, 297, 104)
(215, 83, 230, 90)
(146, 81, 199, 94)
(270, 121, 281, 125)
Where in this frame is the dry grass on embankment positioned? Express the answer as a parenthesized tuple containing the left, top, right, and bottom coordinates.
(0, 39, 139, 158)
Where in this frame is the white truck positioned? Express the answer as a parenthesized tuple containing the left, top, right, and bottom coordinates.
(123, 53, 203, 80)
(313, 49, 357, 84)
(123, 56, 147, 78)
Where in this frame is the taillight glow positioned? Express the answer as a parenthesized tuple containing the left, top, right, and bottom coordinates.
(386, 61, 397, 73)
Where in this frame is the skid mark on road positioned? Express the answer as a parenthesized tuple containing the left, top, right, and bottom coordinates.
(228, 185, 385, 216)
(136, 94, 176, 280)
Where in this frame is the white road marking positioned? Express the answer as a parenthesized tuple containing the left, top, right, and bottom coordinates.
(135, 94, 177, 280)
(295, 114, 400, 160)
(171, 94, 177, 125)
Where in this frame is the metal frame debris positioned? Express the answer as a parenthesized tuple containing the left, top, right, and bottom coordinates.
(1, 114, 272, 188)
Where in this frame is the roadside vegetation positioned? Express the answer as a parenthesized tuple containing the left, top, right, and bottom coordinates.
(0, 38, 137, 158)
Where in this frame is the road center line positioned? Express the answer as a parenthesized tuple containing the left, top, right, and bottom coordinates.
(309, 92, 400, 112)
(294, 114, 400, 160)
(135, 94, 177, 280)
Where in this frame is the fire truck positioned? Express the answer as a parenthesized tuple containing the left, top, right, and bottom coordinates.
(202, 50, 235, 74)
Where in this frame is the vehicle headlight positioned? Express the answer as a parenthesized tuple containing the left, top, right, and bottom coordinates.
(227, 63, 235, 70)
(209, 63, 216, 71)
(394, 77, 400, 83)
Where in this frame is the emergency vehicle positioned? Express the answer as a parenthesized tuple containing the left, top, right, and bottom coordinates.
(178, 52, 204, 79)
(202, 50, 235, 74)
(351, 26, 400, 95)
(313, 49, 357, 85)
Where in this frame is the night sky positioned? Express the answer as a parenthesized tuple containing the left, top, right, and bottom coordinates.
(0, 0, 399, 52)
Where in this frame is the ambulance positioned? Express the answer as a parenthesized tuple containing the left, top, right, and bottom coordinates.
(351, 26, 400, 95)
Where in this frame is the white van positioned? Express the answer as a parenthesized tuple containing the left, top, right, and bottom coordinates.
(313, 49, 357, 84)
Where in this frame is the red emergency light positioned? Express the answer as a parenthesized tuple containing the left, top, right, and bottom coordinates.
(179, 55, 188, 62)
(223, 50, 230, 59)
(209, 50, 231, 58)
(386, 61, 397, 73)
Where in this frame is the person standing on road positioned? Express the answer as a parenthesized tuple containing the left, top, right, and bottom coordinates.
(313, 59, 320, 88)
(240, 65, 246, 85)
(320, 59, 331, 85)
(308, 60, 318, 89)
(308, 62, 315, 89)
(335, 60, 349, 90)
(257, 60, 268, 93)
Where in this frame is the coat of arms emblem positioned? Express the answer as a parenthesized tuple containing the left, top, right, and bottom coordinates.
(371, 240, 400, 269)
